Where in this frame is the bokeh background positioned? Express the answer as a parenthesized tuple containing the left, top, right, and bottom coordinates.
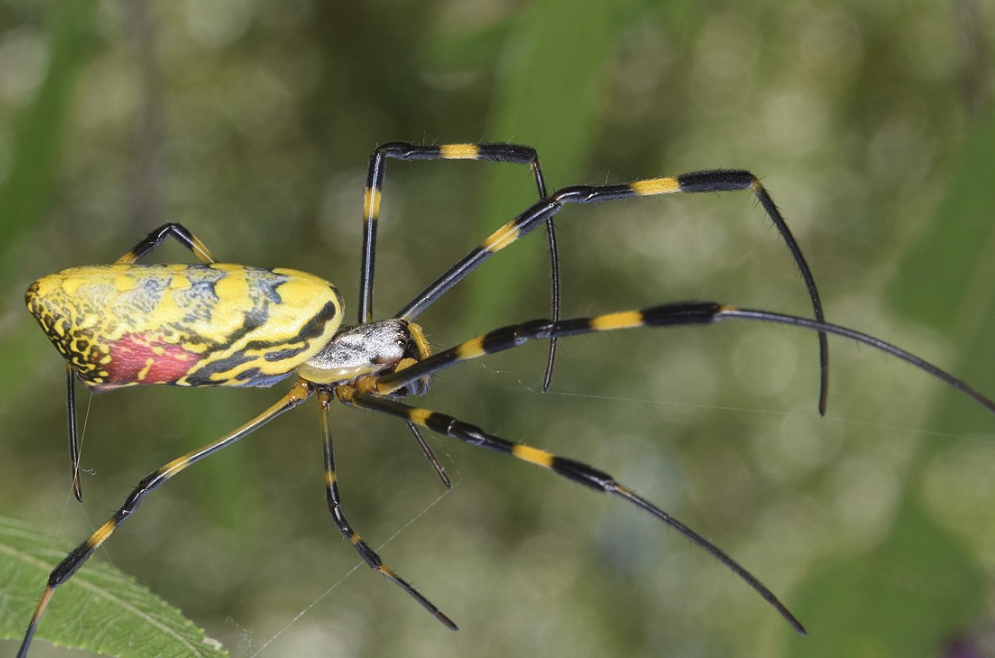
(2, 1, 995, 656)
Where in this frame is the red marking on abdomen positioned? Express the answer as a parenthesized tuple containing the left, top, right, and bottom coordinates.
(104, 333, 198, 385)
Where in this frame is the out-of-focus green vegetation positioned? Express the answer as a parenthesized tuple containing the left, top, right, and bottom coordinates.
(1, 1, 993, 657)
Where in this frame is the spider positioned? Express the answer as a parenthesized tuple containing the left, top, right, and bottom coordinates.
(17, 142, 995, 657)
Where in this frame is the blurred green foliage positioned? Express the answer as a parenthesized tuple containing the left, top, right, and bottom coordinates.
(1, 1, 994, 657)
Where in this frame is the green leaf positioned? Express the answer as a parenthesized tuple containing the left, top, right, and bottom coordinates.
(0, 516, 227, 658)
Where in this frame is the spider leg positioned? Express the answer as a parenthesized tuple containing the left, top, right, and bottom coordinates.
(378, 303, 995, 416)
(65, 365, 82, 501)
(405, 420, 452, 489)
(336, 386, 806, 635)
(387, 322, 450, 485)
(317, 390, 457, 629)
(395, 171, 829, 414)
(60, 223, 218, 502)
(116, 222, 219, 264)
(719, 307, 995, 414)
(17, 380, 313, 658)
(360, 142, 560, 389)
(66, 223, 218, 501)
(60, 223, 221, 501)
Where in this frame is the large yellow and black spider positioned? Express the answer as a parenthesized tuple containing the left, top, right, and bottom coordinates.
(16, 143, 995, 657)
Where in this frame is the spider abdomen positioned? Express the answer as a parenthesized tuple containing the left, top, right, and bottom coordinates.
(25, 263, 343, 390)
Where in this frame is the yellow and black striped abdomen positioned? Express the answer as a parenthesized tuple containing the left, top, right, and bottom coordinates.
(26, 263, 343, 389)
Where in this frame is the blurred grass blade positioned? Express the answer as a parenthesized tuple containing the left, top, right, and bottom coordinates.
(459, 0, 624, 334)
(0, 516, 228, 658)
(889, 108, 995, 338)
(0, 2, 93, 263)
(888, 105, 995, 440)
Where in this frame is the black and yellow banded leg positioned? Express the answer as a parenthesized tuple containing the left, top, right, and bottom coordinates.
(395, 322, 451, 486)
(335, 385, 806, 635)
(395, 170, 830, 414)
(360, 142, 552, 322)
(116, 222, 220, 265)
(317, 390, 457, 630)
(16, 380, 314, 658)
(374, 303, 995, 415)
(360, 142, 562, 390)
(378, 302, 733, 394)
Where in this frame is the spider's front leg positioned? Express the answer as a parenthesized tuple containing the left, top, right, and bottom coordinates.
(360, 142, 562, 389)
(396, 169, 830, 413)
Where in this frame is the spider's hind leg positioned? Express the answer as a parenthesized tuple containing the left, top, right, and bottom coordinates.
(116, 222, 219, 264)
